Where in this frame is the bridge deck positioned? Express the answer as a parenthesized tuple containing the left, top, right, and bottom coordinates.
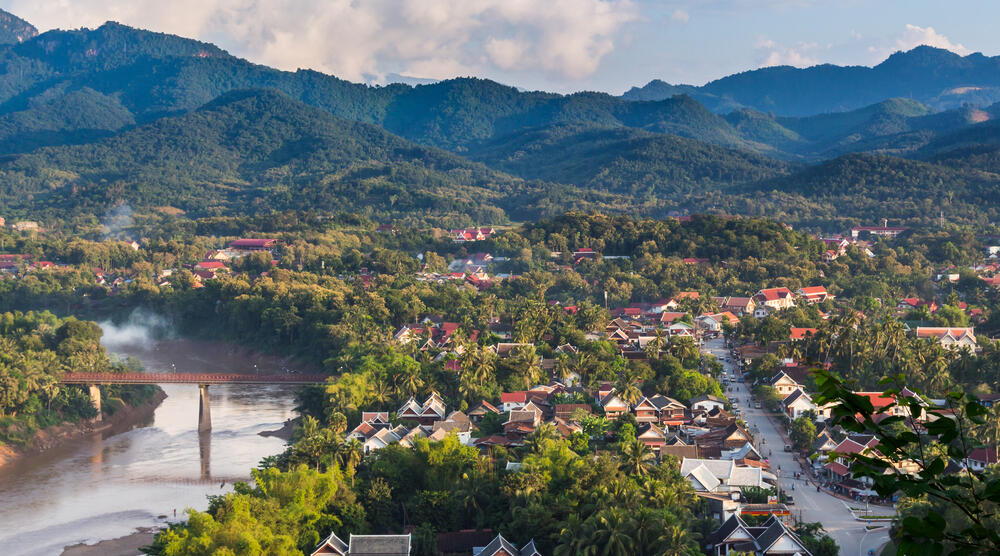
(60, 372, 329, 385)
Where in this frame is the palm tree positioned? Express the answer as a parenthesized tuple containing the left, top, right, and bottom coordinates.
(338, 438, 364, 483)
(619, 438, 654, 476)
(586, 508, 634, 556)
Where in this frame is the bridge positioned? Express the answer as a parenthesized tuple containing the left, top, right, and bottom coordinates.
(61, 372, 328, 432)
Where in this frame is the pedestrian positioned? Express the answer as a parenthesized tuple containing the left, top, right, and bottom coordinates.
(173, 508, 176, 517)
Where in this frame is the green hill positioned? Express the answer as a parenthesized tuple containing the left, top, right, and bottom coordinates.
(0, 90, 549, 225)
(467, 124, 793, 196)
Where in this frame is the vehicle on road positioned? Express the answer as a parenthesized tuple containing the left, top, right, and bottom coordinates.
(754, 402, 761, 409)
(784, 444, 792, 452)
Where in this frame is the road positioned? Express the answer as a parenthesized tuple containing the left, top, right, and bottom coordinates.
(702, 337, 891, 556)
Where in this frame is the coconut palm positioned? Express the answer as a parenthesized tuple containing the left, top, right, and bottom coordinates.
(619, 438, 655, 476)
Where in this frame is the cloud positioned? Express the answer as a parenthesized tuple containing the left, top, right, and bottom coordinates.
(894, 24, 971, 55)
(6, 0, 639, 84)
(671, 9, 689, 24)
(755, 37, 819, 68)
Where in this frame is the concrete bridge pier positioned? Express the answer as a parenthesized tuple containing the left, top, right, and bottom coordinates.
(199, 429, 211, 479)
(88, 384, 102, 422)
(198, 384, 212, 432)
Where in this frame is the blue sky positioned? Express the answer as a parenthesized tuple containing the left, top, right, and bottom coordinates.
(3, 0, 995, 93)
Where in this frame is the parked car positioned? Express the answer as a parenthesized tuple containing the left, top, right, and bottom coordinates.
(784, 444, 792, 452)
(754, 402, 761, 409)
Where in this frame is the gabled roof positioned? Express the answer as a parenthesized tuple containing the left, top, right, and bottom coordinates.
(348, 533, 411, 555)
(311, 531, 348, 556)
(468, 400, 500, 416)
(755, 517, 810, 555)
(781, 388, 811, 407)
(477, 533, 520, 556)
(685, 463, 722, 491)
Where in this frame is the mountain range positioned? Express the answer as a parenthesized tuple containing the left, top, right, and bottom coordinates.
(0, 10, 997, 230)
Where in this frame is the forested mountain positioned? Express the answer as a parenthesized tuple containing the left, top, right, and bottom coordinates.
(0, 9, 36, 45)
(624, 46, 1000, 115)
(0, 12, 996, 229)
(467, 124, 793, 196)
(0, 89, 563, 224)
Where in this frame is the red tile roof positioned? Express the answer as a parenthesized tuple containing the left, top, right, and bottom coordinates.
(790, 327, 818, 340)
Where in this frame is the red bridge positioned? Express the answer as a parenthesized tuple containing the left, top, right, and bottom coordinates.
(60, 372, 329, 385)
(62, 372, 328, 432)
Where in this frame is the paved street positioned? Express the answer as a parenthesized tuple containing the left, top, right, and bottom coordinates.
(702, 337, 891, 555)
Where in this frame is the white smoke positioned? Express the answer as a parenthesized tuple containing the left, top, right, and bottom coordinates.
(99, 308, 173, 350)
(100, 203, 134, 241)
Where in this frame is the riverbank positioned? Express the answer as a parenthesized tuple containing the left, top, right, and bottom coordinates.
(61, 527, 159, 556)
(0, 388, 167, 470)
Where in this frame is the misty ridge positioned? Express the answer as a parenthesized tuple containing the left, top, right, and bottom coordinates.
(98, 307, 174, 350)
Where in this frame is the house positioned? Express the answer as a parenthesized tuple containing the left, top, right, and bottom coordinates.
(659, 311, 688, 325)
(637, 423, 669, 452)
(721, 297, 755, 316)
(680, 458, 775, 492)
(694, 424, 755, 457)
(468, 400, 501, 423)
(851, 225, 906, 239)
(691, 395, 727, 413)
(708, 515, 812, 556)
(752, 288, 795, 311)
(898, 297, 938, 313)
(753, 306, 770, 319)
(822, 249, 839, 262)
(310, 533, 411, 556)
(500, 391, 528, 413)
(768, 371, 803, 397)
(789, 327, 818, 341)
(965, 447, 999, 472)
(667, 321, 696, 337)
(915, 327, 978, 351)
(474, 533, 542, 556)
(649, 394, 688, 426)
(796, 286, 832, 303)
(229, 238, 277, 251)
(781, 389, 829, 420)
(599, 391, 630, 419)
(633, 397, 661, 423)
(397, 392, 447, 425)
(554, 404, 590, 420)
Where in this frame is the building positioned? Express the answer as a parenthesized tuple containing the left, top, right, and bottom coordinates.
(691, 395, 727, 413)
(851, 225, 906, 239)
(681, 458, 775, 493)
(915, 327, 978, 351)
(752, 288, 796, 311)
(768, 371, 803, 397)
(789, 327, 818, 341)
(229, 238, 278, 251)
(311, 533, 411, 556)
(11, 221, 39, 232)
(474, 533, 542, 556)
(708, 515, 812, 556)
(796, 286, 832, 303)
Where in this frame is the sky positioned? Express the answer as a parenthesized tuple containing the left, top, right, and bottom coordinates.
(1, 0, 996, 94)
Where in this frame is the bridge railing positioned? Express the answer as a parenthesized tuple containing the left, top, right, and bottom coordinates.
(59, 372, 329, 384)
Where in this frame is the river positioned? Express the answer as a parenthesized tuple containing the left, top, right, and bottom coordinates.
(0, 336, 304, 556)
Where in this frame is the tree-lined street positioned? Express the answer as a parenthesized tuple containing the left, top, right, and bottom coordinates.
(703, 337, 891, 555)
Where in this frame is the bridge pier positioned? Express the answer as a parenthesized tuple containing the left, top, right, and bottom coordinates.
(88, 384, 102, 421)
(198, 384, 211, 432)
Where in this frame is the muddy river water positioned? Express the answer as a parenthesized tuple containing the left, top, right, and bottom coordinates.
(0, 336, 303, 556)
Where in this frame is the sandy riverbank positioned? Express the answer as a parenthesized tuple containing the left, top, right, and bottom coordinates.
(0, 389, 167, 470)
(61, 527, 159, 556)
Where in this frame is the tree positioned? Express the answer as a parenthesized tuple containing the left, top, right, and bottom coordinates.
(813, 369, 1000, 554)
(619, 438, 654, 476)
(789, 416, 817, 452)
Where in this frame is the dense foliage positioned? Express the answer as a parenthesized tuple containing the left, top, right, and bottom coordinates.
(0, 310, 156, 447)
